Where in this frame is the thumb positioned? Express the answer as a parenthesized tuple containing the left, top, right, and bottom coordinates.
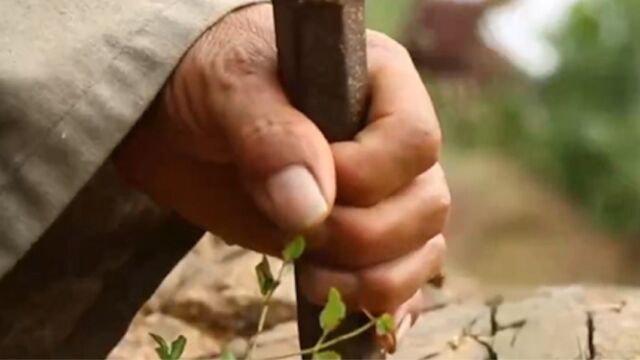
(221, 85, 336, 231)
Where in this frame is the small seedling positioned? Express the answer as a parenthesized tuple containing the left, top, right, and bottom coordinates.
(376, 313, 396, 336)
(149, 333, 187, 360)
(320, 288, 347, 334)
(312, 350, 341, 360)
(151, 236, 397, 360)
(255, 256, 279, 296)
(282, 235, 306, 262)
(221, 349, 238, 360)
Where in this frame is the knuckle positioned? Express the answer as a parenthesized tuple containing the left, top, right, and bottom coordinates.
(211, 47, 259, 92)
(408, 120, 442, 169)
(239, 112, 302, 145)
(435, 187, 452, 218)
(431, 235, 447, 254)
(235, 116, 300, 174)
(352, 216, 388, 250)
(241, 116, 280, 144)
(366, 224, 389, 250)
(367, 38, 415, 83)
(339, 166, 380, 206)
(192, 39, 275, 95)
(421, 177, 451, 238)
(329, 212, 387, 263)
(360, 272, 403, 311)
(368, 31, 411, 59)
(222, 45, 274, 76)
(352, 219, 386, 252)
(429, 236, 448, 267)
(432, 169, 452, 222)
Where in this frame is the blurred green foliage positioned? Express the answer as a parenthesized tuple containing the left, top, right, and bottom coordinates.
(440, 0, 640, 238)
(366, 0, 415, 38)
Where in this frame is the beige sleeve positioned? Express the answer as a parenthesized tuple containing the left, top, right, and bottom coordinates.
(0, 0, 264, 274)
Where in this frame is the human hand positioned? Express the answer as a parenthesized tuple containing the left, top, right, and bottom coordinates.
(114, 3, 449, 343)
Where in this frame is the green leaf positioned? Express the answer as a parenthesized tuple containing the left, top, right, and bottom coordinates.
(149, 333, 170, 360)
(255, 256, 279, 296)
(313, 350, 341, 360)
(220, 349, 237, 360)
(168, 335, 187, 360)
(154, 348, 169, 360)
(376, 314, 396, 336)
(282, 235, 306, 262)
(319, 288, 346, 333)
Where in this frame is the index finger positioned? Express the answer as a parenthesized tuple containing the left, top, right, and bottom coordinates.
(332, 31, 442, 207)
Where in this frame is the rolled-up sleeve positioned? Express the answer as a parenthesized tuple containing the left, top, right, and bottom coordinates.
(0, 0, 263, 275)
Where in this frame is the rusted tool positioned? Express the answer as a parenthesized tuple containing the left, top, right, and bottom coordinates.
(272, 0, 383, 358)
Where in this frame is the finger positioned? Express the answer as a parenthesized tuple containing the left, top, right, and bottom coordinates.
(218, 73, 337, 232)
(308, 164, 450, 269)
(332, 31, 441, 206)
(358, 235, 447, 313)
(299, 235, 446, 313)
(392, 291, 423, 328)
(377, 291, 423, 354)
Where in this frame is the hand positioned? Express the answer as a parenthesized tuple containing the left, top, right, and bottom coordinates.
(114, 3, 449, 342)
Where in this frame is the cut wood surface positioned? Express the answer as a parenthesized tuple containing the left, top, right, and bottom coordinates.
(253, 286, 640, 360)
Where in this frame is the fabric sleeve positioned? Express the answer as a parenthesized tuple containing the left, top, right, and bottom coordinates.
(0, 0, 264, 275)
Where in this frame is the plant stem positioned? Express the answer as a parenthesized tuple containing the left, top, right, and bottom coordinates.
(309, 320, 376, 355)
(256, 320, 377, 360)
(362, 309, 375, 321)
(245, 263, 288, 360)
(312, 331, 329, 355)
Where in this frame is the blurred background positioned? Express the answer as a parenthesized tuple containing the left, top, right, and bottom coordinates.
(112, 0, 640, 357)
(365, 0, 640, 288)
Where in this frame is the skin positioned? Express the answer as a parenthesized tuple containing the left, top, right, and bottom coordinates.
(114, 3, 450, 345)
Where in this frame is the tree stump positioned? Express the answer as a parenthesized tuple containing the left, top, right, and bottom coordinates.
(254, 286, 640, 359)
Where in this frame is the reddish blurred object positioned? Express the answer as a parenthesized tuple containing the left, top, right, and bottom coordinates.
(404, 0, 515, 80)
